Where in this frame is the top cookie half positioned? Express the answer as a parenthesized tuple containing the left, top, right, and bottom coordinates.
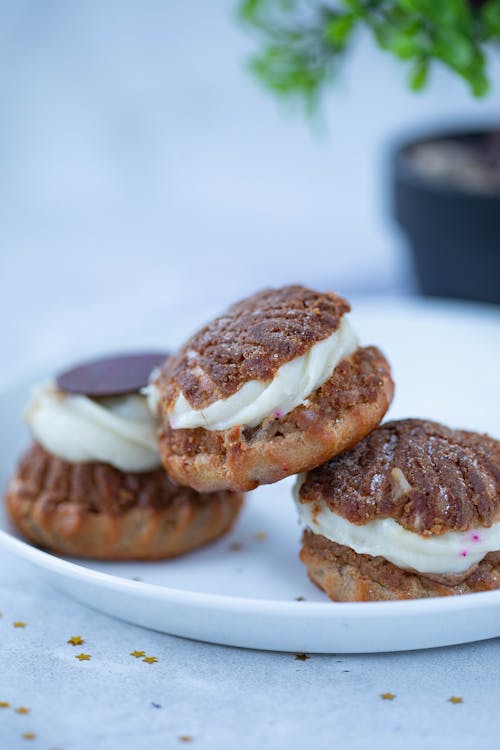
(151, 285, 394, 491)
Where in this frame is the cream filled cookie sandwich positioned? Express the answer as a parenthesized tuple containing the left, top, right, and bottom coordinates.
(296, 419, 500, 600)
(6, 353, 243, 560)
(150, 285, 394, 492)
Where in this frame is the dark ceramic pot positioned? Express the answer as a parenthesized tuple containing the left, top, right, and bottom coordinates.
(393, 127, 500, 304)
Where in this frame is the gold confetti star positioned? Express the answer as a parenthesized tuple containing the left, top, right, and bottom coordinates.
(380, 693, 396, 700)
(142, 656, 158, 664)
(254, 531, 268, 541)
(22, 733, 36, 741)
(178, 736, 193, 743)
(13, 621, 26, 628)
(0, 701, 10, 708)
(448, 696, 463, 704)
(15, 707, 30, 714)
(130, 650, 146, 658)
(75, 653, 91, 661)
(67, 635, 84, 646)
(294, 653, 310, 661)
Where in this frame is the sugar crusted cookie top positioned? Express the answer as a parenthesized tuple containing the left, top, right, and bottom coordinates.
(299, 419, 500, 536)
(157, 285, 350, 410)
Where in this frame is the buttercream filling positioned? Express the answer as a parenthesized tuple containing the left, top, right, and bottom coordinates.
(166, 314, 358, 431)
(295, 479, 500, 575)
(27, 383, 161, 472)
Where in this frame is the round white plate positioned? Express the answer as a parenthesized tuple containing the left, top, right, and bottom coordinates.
(0, 298, 499, 653)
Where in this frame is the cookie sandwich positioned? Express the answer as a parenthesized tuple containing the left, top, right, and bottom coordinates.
(296, 419, 500, 600)
(150, 285, 394, 492)
(6, 353, 243, 559)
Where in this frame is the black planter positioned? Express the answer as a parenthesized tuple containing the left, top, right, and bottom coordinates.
(393, 128, 500, 304)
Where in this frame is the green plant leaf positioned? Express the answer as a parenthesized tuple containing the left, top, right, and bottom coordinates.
(238, 0, 496, 108)
(409, 58, 429, 89)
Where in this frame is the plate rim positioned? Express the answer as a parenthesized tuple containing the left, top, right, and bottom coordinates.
(1, 297, 500, 629)
(2, 526, 500, 620)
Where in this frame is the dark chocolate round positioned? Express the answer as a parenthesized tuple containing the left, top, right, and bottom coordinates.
(56, 352, 169, 397)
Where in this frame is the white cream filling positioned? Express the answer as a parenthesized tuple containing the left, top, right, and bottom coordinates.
(27, 383, 161, 472)
(167, 315, 358, 431)
(294, 480, 500, 575)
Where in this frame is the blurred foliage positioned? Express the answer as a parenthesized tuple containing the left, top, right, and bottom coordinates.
(239, 0, 500, 108)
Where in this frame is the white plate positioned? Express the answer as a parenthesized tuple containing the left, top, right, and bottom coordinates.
(0, 298, 499, 653)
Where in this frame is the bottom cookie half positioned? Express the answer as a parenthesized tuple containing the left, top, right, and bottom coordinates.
(300, 529, 500, 601)
(5, 444, 243, 560)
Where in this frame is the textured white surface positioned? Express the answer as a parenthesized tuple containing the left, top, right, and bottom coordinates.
(2, 551, 500, 750)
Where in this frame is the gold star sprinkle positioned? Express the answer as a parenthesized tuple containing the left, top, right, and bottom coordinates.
(254, 531, 268, 541)
(178, 736, 193, 743)
(22, 733, 36, 741)
(67, 635, 84, 646)
(75, 653, 91, 661)
(15, 707, 30, 714)
(0, 701, 10, 708)
(142, 656, 158, 664)
(294, 653, 310, 661)
(13, 621, 26, 628)
(380, 693, 396, 700)
(448, 696, 463, 704)
(130, 650, 146, 658)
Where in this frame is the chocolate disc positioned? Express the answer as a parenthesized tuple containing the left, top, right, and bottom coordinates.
(56, 352, 169, 397)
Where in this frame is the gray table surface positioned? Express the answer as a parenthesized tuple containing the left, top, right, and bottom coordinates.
(1, 547, 499, 750)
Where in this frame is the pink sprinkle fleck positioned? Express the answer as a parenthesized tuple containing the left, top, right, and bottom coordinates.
(282, 466, 289, 472)
(275, 410, 283, 418)
(470, 533, 481, 543)
(459, 550, 468, 558)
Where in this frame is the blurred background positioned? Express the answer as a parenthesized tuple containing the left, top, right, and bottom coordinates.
(1, 0, 499, 381)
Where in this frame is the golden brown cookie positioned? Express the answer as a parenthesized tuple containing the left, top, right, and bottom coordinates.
(300, 530, 500, 600)
(152, 286, 394, 492)
(6, 443, 243, 560)
(297, 419, 500, 601)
